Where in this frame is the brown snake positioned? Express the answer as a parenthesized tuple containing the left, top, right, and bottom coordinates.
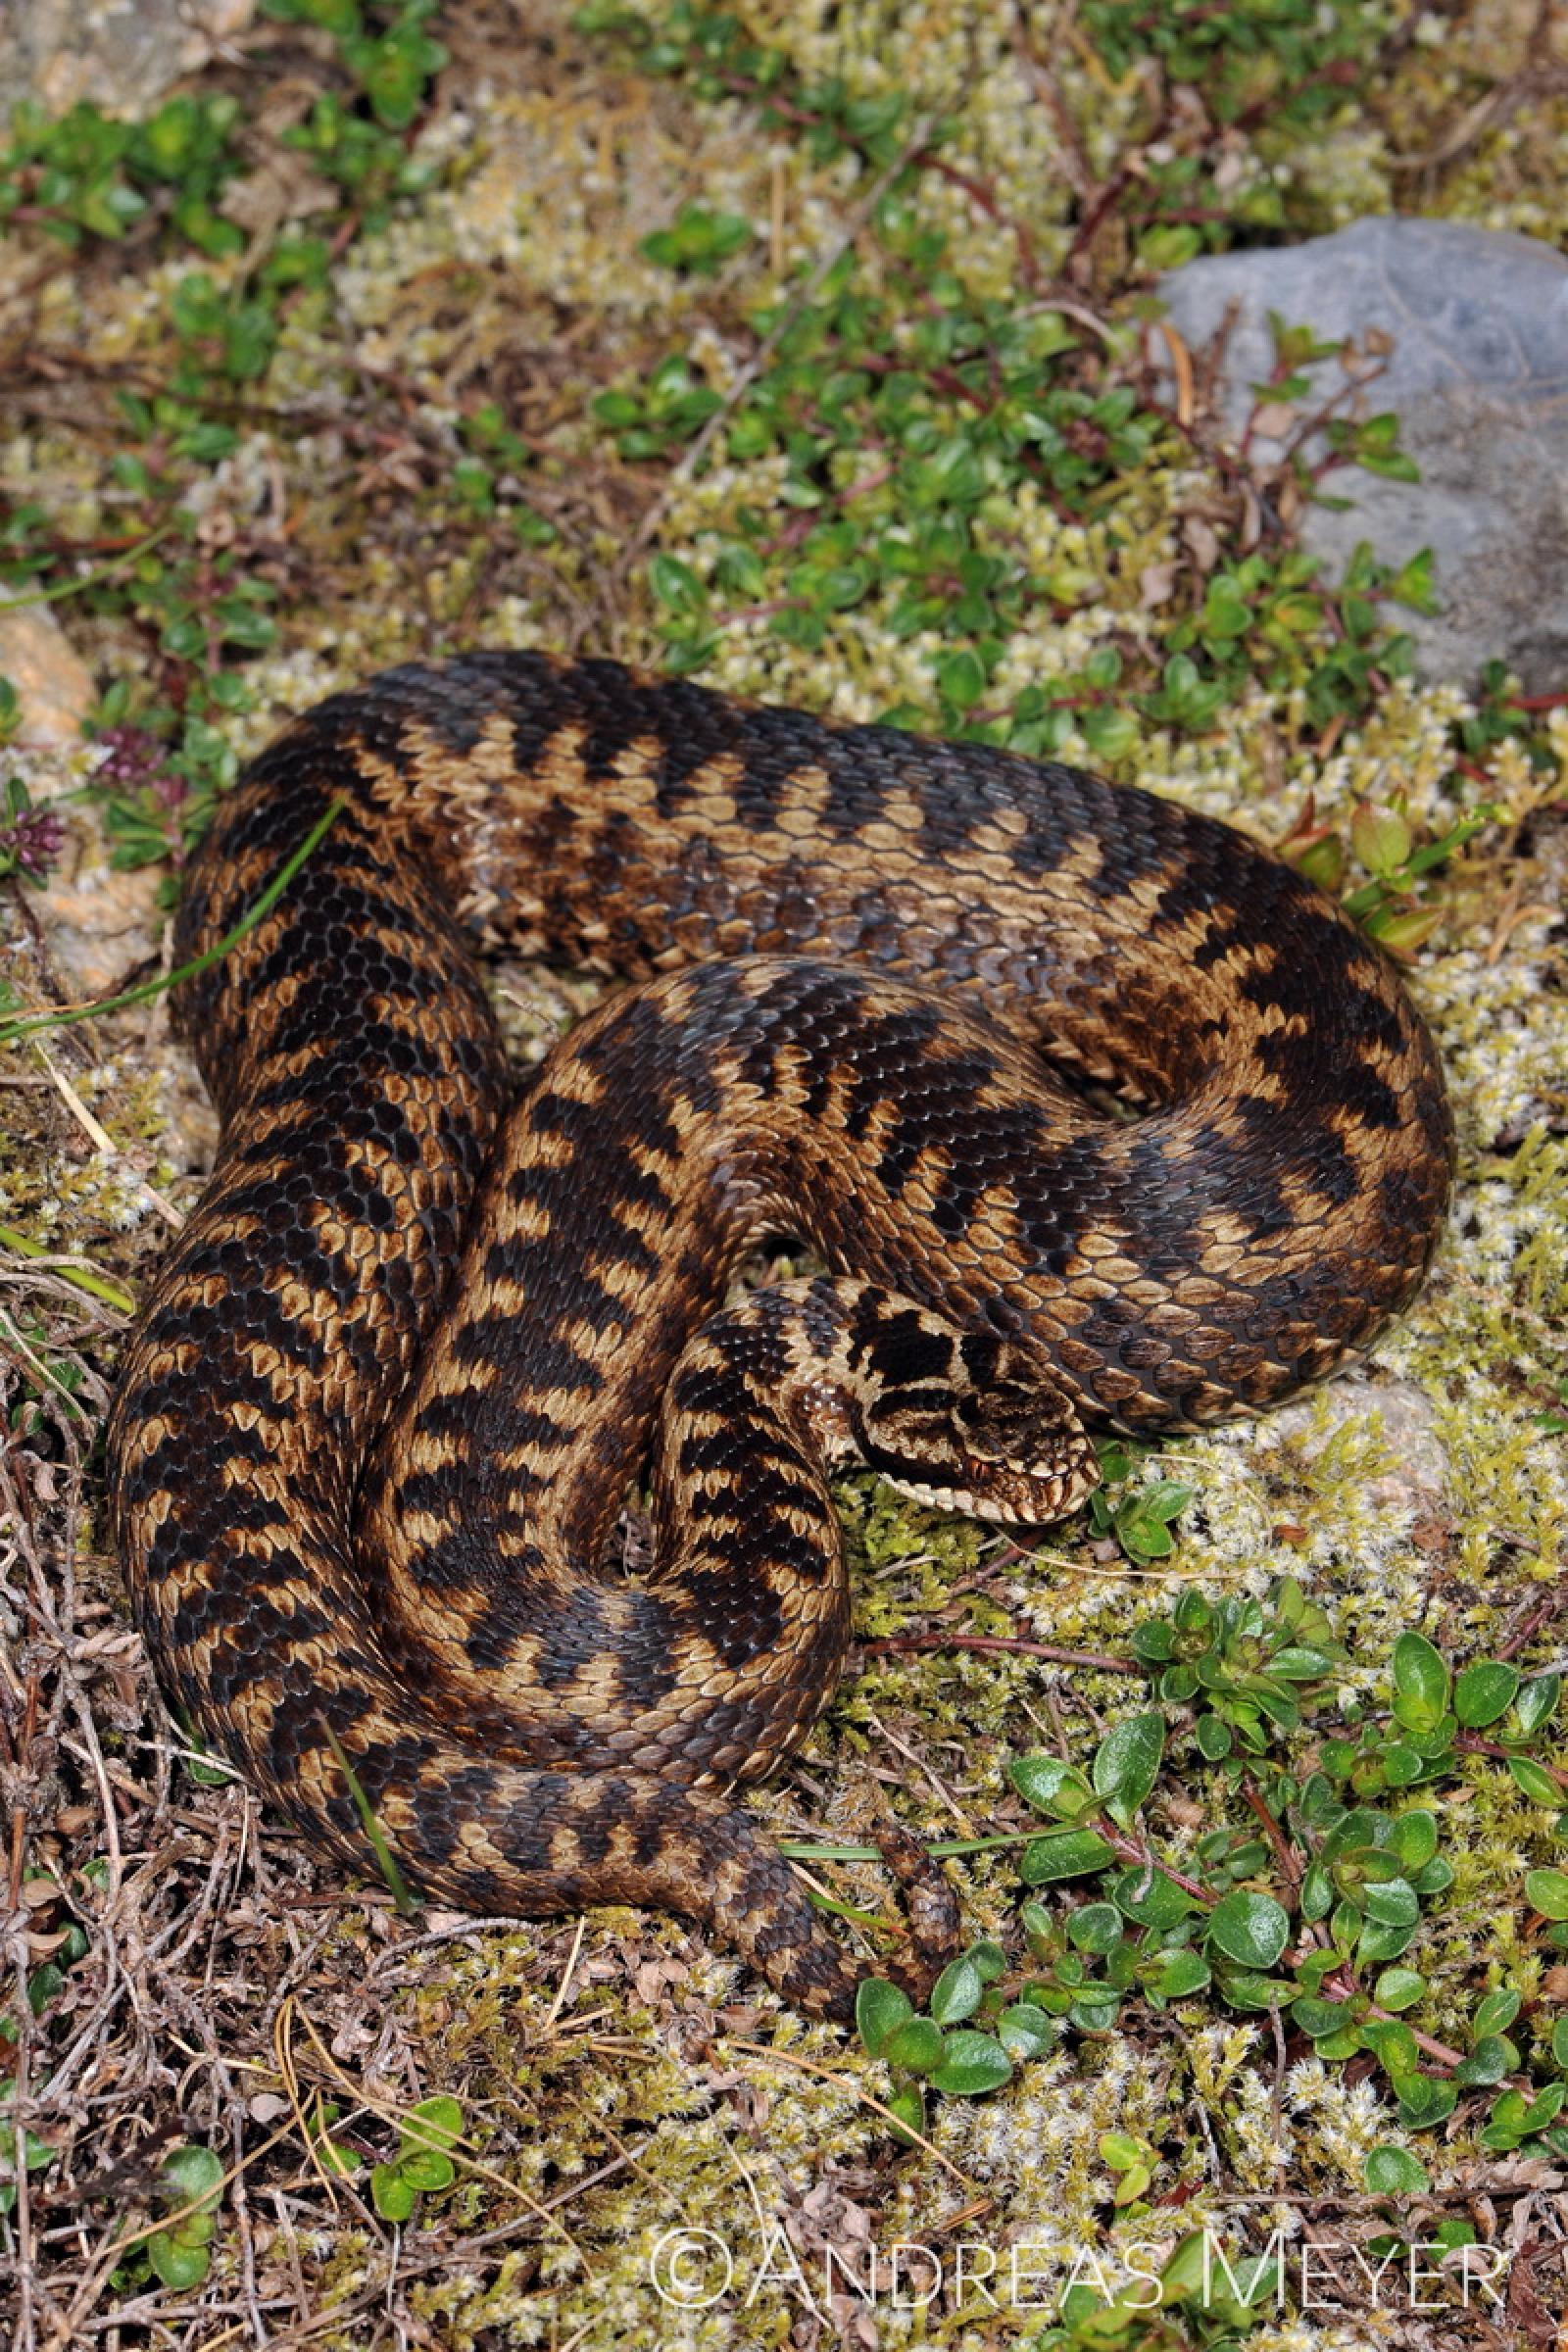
(107, 652, 1452, 2019)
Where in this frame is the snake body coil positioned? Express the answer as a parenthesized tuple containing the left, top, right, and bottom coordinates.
(108, 653, 1452, 2017)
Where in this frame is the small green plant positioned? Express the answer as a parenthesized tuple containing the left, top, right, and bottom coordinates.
(856, 1946, 1018, 2143)
(1035, 2228, 1281, 2348)
(1279, 791, 1497, 961)
(846, 1582, 1567, 2186)
(1082, 0, 1391, 133)
(0, 2086, 56, 2220)
(1156, 538, 1432, 744)
(1321, 1641, 1563, 1807)
(1089, 1442, 1196, 1565)
(369, 2094, 465, 2221)
(0, 93, 245, 254)
(641, 202, 753, 275)
(143, 2143, 224, 2289)
(297, 2089, 468, 2211)
(261, 0, 449, 131)
(1130, 1578, 1342, 1760)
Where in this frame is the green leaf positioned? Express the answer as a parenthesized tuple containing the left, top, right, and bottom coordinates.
(648, 553, 705, 611)
(1112, 1478, 1193, 1561)
(1454, 1660, 1519, 1728)
(1291, 1996, 1348, 2040)
(1509, 1672, 1560, 1738)
(934, 647, 987, 710)
(882, 2017, 945, 2077)
(856, 1979, 912, 2058)
(1373, 1967, 1426, 2012)
(1364, 2145, 1430, 2195)
(371, 2162, 416, 2222)
(1092, 1712, 1165, 1830)
(1452, 2035, 1510, 2086)
(1215, 1969, 1296, 2012)
(1018, 1828, 1115, 1883)
(1391, 1633, 1449, 1730)
(1067, 1903, 1124, 1956)
(399, 2148, 456, 2192)
(1144, 1949, 1210, 2001)
(1009, 1755, 1093, 1819)
(885, 2083, 925, 2147)
(147, 2216, 215, 2290)
(1358, 450, 1421, 483)
(1521, 2082, 1566, 2130)
(161, 2143, 223, 2208)
(1396, 2075, 1458, 2131)
(928, 2030, 1012, 2096)
(1472, 1987, 1521, 2039)
(997, 2004, 1056, 2058)
(401, 2096, 463, 2153)
(1268, 1645, 1337, 1682)
(1508, 1757, 1564, 1807)
(928, 1957, 983, 2026)
(1079, 707, 1138, 761)
(1108, 1866, 1198, 1930)
(1388, 1811, 1438, 1871)
(1526, 1868, 1568, 1921)
(1359, 1872, 1420, 1926)
(1363, 2019, 1419, 2077)
(1206, 1889, 1290, 1970)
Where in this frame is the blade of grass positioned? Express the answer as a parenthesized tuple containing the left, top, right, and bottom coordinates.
(0, 795, 347, 1049)
(0, 1222, 135, 1313)
(779, 1830, 1044, 1864)
(319, 1718, 418, 1916)
(0, 522, 177, 614)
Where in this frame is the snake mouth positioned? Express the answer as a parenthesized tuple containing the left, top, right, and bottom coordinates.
(856, 1449, 1094, 1529)
(961, 1453, 1099, 1526)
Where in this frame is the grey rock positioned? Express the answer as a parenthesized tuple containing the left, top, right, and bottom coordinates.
(1, 0, 254, 121)
(1159, 218, 1568, 691)
(1267, 1375, 1450, 1519)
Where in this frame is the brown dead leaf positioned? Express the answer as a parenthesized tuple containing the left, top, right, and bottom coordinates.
(1181, 514, 1219, 571)
(1250, 400, 1298, 440)
(1506, 2238, 1559, 2346)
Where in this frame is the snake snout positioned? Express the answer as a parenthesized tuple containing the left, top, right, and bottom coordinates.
(954, 1377, 1102, 1525)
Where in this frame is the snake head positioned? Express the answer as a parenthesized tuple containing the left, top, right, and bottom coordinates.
(853, 1347, 1101, 1527)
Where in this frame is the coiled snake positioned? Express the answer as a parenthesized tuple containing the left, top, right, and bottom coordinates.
(107, 653, 1452, 2019)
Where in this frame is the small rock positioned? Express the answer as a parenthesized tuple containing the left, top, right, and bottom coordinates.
(43, 848, 167, 1007)
(0, 0, 255, 119)
(0, 609, 94, 746)
(0, 614, 172, 1006)
(1159, 218, 1568, 691)
(1267, 1374, 1450, 1517)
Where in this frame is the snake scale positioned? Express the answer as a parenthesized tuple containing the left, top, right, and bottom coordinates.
(107, 652, 1452, 2019)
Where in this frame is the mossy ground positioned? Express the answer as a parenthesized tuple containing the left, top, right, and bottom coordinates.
(1, 4, 1566, 2346)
